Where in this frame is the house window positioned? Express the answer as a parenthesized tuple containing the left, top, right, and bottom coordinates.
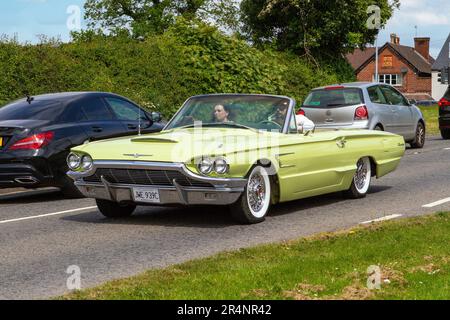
(376, 74, 402, 86)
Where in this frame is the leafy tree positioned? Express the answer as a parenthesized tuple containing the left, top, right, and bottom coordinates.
(0, 20, 350, 113)
(240, 0, 400, 58)
(84, 0, 241, 37)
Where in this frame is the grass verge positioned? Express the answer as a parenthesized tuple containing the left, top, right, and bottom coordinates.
(62, 212, 450, 300)
(419, 105, 439, 136)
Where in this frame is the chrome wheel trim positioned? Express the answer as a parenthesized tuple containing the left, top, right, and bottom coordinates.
(246, 167, 271, 218)
(354, 157, 371, 194)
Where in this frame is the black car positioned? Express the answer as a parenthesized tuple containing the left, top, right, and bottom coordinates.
(0, 92, 164, 197)
(439, 87, 450, 139)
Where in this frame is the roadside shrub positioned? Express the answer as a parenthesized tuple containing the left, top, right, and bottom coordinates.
(0, 20, 354, 117)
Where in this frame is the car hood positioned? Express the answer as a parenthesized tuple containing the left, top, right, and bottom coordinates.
(71, 128, 286, 163)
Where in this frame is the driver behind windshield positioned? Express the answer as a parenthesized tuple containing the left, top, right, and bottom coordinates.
(167, 95, 292, 132)
(268, 101, 289, 127)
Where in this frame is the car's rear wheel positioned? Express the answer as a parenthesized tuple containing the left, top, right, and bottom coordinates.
(96, 199, 136, 218)
(441, 129, 450, 140)
(345, 157, 372, 199)
(410, 122, 425, 149)
(230, 165, 271, 224)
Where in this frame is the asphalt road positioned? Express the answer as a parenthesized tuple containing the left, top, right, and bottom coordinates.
(1, 136, 450, 300)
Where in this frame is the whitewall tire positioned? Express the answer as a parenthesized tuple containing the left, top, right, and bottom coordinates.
(345, 157, 372, 199)
(231, 165, 272, 224)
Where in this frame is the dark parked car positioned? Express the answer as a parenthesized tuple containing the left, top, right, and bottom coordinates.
(439, 87, 450, 139)
(0, 92, 164, 197)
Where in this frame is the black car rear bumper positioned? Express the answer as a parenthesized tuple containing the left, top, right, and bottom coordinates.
(439, 116, 450, 129)
(0, 159, 53, 188)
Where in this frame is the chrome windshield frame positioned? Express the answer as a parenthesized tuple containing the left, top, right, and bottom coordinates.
(163, 94, 297, 134)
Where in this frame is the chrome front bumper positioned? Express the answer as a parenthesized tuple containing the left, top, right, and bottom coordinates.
(68, 161, 247, 206)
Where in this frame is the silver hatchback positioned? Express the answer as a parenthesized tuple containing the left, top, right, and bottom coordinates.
(301, 82, 426, 148)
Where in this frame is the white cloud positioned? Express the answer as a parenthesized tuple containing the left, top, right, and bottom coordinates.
(377, 0, 450, 59)
(399, 0, 424, 9)
(390, 0, 450, 26)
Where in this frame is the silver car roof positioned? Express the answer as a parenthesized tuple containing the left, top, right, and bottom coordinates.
(313, 82, 384, 90)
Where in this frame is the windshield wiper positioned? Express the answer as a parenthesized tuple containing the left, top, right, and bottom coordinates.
(326, 103, 358, 107)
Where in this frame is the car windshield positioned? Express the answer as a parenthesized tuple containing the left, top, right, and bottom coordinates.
(0, 99, 65, 121)
(303, 88, 363, 108)
(165, 95, 292, 132)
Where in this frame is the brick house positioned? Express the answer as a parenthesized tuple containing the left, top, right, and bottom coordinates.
(346, 34, 435, 101)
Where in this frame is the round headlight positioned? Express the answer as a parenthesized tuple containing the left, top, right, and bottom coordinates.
(67, 153, 81, 170)
(214, 157, 229, 174)
(198, 157, 214, 175)
(81, 155, 93, 171)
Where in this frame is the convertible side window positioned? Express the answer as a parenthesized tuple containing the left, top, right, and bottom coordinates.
(288, 112, 298, 134)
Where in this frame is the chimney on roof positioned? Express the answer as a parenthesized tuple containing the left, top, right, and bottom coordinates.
(390, 33, 400, 45)
(414, 37, 430, 61)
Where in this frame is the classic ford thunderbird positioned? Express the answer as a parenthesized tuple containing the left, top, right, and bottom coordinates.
(67, 94, 405, 224)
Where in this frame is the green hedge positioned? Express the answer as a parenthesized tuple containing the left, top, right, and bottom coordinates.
(0, 20, 354, 118)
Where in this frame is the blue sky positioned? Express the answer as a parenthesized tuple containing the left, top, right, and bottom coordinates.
(0, 0, 86, 42)
(378, 0, 450, 58)
(0, 0, 449, 58)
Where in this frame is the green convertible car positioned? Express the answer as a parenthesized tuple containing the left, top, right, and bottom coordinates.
(67, 94, 406, 224)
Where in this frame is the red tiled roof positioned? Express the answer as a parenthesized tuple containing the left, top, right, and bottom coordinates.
(390, 43, 433, 74)
(346, 48, 376, 70)
(347, 43, 434, 75)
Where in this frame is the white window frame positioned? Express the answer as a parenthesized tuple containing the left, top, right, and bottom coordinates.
(375, 74, 403, 87)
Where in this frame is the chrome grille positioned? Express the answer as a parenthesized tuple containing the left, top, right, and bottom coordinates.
(82, 168, 213, 188)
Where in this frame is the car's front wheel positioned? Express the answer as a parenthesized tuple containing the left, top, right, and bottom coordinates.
(96, 199, 136, 218)
(441, 129, 450, 140)
(231, 165, 272, 224)
(345, 157, 372, 199)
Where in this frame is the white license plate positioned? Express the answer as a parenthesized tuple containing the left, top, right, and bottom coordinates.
(133, 188, 160, 203)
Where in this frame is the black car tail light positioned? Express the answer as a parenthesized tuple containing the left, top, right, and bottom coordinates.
(438, 98, 450, 108)
(9, 131, 54, 150)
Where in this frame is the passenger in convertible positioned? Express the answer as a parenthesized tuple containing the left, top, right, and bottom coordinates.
(296, 110, 315, 133)
(212, 104, 234, 123)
